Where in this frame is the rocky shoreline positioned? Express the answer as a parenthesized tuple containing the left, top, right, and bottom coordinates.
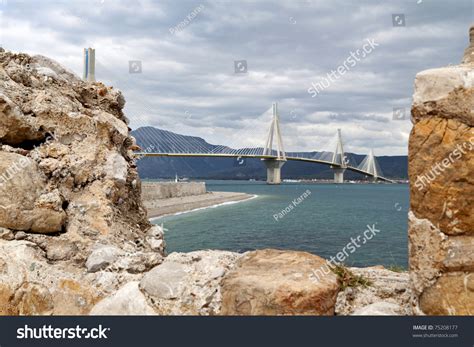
(86, 247, 411, 316)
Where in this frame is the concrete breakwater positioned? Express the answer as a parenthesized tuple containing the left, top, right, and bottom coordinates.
(142, 182, 207, 201)
(141, 182, 254, 219)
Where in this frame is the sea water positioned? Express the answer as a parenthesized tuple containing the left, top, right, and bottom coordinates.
(153, 180, 409, 268)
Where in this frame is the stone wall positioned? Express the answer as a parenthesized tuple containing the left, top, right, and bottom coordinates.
(408, 26, 474, 315)
(141, 182, 206, 206)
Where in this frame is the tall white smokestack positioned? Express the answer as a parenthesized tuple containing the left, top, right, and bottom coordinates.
(83, 48, 96, 82)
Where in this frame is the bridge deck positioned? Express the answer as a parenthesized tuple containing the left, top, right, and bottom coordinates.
(138, 152, 395, 183)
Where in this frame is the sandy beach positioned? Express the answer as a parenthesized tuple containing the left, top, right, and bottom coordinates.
(146, 191, 255, 219)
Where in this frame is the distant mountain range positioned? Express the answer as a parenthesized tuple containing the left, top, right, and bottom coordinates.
(132, 127, 408, 180)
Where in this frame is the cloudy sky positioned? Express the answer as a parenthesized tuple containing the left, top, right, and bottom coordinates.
(1, 0, 472, 155)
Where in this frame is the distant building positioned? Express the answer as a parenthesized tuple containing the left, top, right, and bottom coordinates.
(83, 48, 95, 82)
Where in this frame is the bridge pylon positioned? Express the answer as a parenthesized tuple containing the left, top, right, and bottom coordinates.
(366, 149, 379, 181)
(357, 148, 383, 182)
(262, 103, 286, 184)
(331, 128, 347, 183)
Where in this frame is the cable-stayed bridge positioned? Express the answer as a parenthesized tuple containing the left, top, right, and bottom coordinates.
(90, 55, 391, 184)
(137, 103, 393, 184)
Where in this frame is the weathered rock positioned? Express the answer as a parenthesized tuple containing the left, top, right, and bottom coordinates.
(0, 50, 156, 252)
(90, 281, 155, 315)
(408, 212, 447, 297)
(0, 50, 163, 315)
(0, 227, 14, 240)
(146, 225, 166, 253)
(14, 231, 27, 240)
(31, 55, 81, 84)
(409, 25, 474, 315)
(335, 266, 411, 316)
(220, 249, 339, 315)
(51, 279, 102, 315)
(141, 262, 187, 300)
(45, 240, 79, 261)
(419, 272, 474, 315)
(113, 250, 163, 274)
(444, 236, 474, 271)
(104, 152, 128, 183)
(140, 250, 241, 315)
(409, 117, 473, 235)
(0, 240, 101, 315)
(0, 283, 17, 315)
(147, 225, 164, 238)
(85, 245, 123, 273)
(0, 93, 45, 146)
(0, 152, 66, 233)
(12, 282, 54, 315)
(351, 301, 404, 315)
(412, 68, 474, 127)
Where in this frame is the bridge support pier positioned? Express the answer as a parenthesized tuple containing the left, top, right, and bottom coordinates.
(333, 168, 345, 184)
(262, 159, 286, 184)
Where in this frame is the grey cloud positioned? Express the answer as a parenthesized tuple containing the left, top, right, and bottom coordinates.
(1, 0, 472, 155)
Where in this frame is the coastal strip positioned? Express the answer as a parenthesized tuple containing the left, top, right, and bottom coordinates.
(147, 191, 256, 219)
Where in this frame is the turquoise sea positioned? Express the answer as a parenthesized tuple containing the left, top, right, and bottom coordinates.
(152, 181, 409, 268)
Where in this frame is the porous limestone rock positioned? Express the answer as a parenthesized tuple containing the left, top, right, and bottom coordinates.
(409, 25, 474, 315)
(0, 151, 66, 233)
(90, 281, 155, 315)
(408, 212, 448, 297)
(419, 272, 474, 315)
(0, 227, 14, 241)
(0, 240, 101, 315)
(85, 244, 123, 273)
(220, 249, 339, 315)
(14, 231, 27, 240)
(145, 225, 166, 253)
(351, 301, 403, 315)
(0, 49, 156, 246)
(140, 250, 241, 315)
(45, 239, 79, 261)
(0, 93, 45, 145)
(443, 236, 474, 271)
(0, 50, 164, 315)
(335, 266, 411, 316)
